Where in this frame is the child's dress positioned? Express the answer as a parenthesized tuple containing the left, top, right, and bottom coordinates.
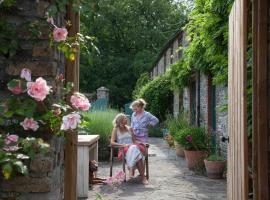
(116, 128, 145, 169)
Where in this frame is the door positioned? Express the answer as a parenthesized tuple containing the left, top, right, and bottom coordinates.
(228, 0, 249, 199)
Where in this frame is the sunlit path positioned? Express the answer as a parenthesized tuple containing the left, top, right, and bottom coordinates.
(87, 138, 226, 200)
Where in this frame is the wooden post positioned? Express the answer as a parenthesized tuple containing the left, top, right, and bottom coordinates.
(64, 1, 80, 200)
(252, 0, 269, 199)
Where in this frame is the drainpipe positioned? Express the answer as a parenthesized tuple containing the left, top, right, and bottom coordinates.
(196, 71, 200, 127)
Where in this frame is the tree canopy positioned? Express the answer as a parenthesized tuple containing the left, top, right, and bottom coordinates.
(80, 0, 188, 107)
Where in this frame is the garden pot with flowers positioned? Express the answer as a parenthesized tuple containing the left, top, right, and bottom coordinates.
(204, 154, 226, 179)
(175, 127, 209, 169)
(0, 68, 91, 180)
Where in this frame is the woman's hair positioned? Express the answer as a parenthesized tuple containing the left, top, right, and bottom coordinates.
(113, 113, 127, 128)
(130, 98, 147, 109)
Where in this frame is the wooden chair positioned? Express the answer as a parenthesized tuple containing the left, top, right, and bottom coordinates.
(109, 143, 150, 182)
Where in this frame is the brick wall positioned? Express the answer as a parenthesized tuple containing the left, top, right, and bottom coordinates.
(0, 1, 66, 199)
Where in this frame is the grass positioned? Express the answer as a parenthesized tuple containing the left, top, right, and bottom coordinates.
(81, 109, 118, 146)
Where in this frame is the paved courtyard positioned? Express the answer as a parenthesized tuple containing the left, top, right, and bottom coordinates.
(87, 138, 227, 200)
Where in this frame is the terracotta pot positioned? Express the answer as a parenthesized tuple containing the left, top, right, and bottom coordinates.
(204, 159, 226, 179)
(174, 141, 185, 157)
(184, 150, 207, 169)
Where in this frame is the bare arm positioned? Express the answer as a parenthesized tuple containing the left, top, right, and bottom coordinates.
(110, 128, 125, 147)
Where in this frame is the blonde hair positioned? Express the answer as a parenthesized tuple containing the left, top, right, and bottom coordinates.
(130, 98, 147, 109)
(113, 113, 127, 128)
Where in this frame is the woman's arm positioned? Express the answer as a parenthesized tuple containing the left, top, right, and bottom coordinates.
(147, 112, 159, 126)
(110, 128, 125, 147)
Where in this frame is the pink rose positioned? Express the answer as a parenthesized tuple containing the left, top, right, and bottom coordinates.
(20, 118, 39, 131)
(4, 135, 19, 145)
(20, 68, 31, 82)
(27, 77, 50, 101)
(8, 80, 23, 94)
(70, 92, 91, 111)
(60, 113, 81, 131)
(53, 27, 68, 42)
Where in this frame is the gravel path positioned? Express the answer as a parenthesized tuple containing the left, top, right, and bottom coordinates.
(86, 138, 227, 200)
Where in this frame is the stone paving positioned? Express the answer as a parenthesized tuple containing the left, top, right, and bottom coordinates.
(87, 138, 227, 200)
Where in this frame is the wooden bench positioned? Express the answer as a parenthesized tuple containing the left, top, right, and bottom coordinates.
(77, 135, 100, 198)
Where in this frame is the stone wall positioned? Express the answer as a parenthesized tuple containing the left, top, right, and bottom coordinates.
(0, 137, 65, 200)
(216, 85, 228, 156)
(183, 87, 190, 113)
(0, 0, 66, 199)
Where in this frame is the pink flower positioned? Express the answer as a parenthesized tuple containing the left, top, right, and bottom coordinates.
(47, 17, 54, 25)
(53, 27, 68, 42)
(70, 92, 91, 111)
(104, 177, 113, 185)
(20, 68, 31, 82)
(20, 118, 39, 131)
(27, 77, 50, 101)
(3, 145, 19, 152)
(186, 135, 193, 142)
(8, 80, 23, 95)
(4, 135, 19, 145)
(60, 113, 81, 131)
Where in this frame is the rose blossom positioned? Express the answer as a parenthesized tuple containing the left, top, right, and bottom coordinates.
(70, 92, 91, 111)
(20, 118, 39, 131)
(8, 80, 23, 94)
(60, 113, 81, 131)
(4, 135, 19, 145)
(20, 68, 31, 82)
(53, 27, 68, 42)
(27, 77, 50, 101)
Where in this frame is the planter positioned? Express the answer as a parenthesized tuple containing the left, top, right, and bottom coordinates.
(174, 141, 185, 157)
(184, 150, 207, 169)
(204, 159, 226, 179)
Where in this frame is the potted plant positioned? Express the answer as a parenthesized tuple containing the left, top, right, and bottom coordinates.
(204, 154, 226, 179)
(165, 114, 188, 157)
(176, 127, 209, 169)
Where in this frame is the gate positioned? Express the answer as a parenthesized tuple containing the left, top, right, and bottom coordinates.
(228, 0, 249, 199)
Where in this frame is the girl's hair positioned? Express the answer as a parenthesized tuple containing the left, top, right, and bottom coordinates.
(113, 113, 127, 128)
(130, 98, 147, 109)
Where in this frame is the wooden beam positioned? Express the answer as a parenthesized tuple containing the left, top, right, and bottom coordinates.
(64, 1, 80, 200)
(252, 0, 269, 199)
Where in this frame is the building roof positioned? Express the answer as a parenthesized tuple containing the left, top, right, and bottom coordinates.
(150, 29, 183, 71)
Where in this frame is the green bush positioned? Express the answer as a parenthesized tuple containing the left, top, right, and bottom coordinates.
(148, 124, 163, 138)
(132, 72, 150, 99)
(175, 127, 209, 151)
(81, 109, 118, 160)
(206, 154, 225, 162)
(165, 113, 189, 138)
(135, 74, 173, 121)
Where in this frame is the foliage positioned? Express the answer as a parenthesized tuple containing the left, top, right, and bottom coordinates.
(148, 124, 163, 138)
(169, 0, 234, 89)
(165, 112, 189, 138)
(0, 134, 49, 179)
(135, 74, 173, 121)
(79, 0, 188, 107)
(132, 72, 150, 99)
(81, 109, 118, 147)
(0, 19, 19, 58)
(175, 127, 209, 151)
(0, 69, 90, 178)
(206, 154, 225, 162)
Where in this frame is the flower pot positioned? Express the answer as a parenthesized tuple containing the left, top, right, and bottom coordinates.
(204, 159, 226, 179)
(184, 150, 207, 169)
(174, 141, 185, 157)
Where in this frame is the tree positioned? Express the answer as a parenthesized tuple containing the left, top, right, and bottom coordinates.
(80, 0, 188, 107)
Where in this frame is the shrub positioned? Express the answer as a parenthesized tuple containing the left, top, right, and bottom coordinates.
(132, 72, 150, 99)
(175, 127, 209, 151)
(165, 112, 189, 138)
(148, 124, 163, 138)
(135, 74, 173, 121)
(206, 154, 225, 162)
(81, 109, 118, 160)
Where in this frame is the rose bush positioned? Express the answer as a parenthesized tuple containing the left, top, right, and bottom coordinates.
(0, 68, 91, 179)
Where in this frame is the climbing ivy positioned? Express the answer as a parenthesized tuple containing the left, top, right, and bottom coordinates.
(170, 0, 234, 88)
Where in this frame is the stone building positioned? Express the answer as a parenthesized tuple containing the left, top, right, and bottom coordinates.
(149, 31, 228, 155)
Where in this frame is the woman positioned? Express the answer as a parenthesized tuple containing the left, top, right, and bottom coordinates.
(110, 113, 148, 184)
(130, 99, 159, 143)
